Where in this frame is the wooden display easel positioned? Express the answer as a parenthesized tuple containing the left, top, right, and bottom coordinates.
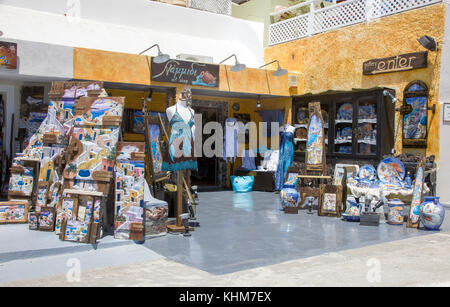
(141, 98, 194, 233)
(298, 102, 330, 208)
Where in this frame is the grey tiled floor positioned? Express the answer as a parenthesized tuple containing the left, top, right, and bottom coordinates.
(144, 191, 449, 275)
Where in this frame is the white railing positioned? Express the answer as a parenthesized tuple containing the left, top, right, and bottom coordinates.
(188, 0, 232, 15)
(269, 0, 442, 46)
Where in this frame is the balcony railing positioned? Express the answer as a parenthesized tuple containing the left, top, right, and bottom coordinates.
(189, 0, 232, 15)
(269, 0, 442, 46)
(155, 0, 232, 15)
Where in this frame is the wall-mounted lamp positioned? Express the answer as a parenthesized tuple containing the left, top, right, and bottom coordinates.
(146, 89, 153, 102)
(256, 96, 261, 108)
(139, 44, 170, 63)
(418, 35, 437, 52)
(219, 54, 246, 72)
(383, 90, 398, 104)
(259, 60, 288, 77)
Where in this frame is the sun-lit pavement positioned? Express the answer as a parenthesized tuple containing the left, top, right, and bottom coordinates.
(1, 191, 450, 286)
(2, 231, 450, 287)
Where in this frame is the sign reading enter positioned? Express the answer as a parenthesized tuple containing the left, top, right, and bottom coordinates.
(363, 52, 427, 75)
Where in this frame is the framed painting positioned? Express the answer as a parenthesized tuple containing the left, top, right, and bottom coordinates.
(28, 212, 39, 230)
(407, 158, 426, 228)
(35, 181, 49, 212)
(38, 207, 56, 231)
(62, 220, 90, 243)
(333, 164, 359, 185)
(73, 97, 125, 127)
(402, 81, 429, 148)
(0, 201, 29, 224)
(305, 102, 326, 173)
(318, 184, 342, 217)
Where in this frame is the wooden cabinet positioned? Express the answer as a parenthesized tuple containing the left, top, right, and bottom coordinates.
(292, 88, 395, 162)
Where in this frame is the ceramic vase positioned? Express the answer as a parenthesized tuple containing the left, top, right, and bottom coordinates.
(280, 187, 299, 209)
(343, 200, 361, 221)
(420, 196, 445, 231)
(387, 199, 404, 225)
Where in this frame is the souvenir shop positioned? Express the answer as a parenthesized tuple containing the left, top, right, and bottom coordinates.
(0, 9, 448, 242)
(0, 46, 296, 239)
(261, 2, 447, 229)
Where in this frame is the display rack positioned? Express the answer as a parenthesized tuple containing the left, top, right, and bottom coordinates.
(292, 88, 395, 162)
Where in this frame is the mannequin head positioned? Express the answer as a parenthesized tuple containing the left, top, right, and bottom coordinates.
(179, 86, 192, 107)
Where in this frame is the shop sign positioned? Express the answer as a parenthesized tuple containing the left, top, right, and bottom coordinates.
(0, 41, 17, 70)
(363, 52, 427, 75)
(151, 58, 219, 87)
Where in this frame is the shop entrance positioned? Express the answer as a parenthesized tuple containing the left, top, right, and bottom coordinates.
(191, 100, 228, 189)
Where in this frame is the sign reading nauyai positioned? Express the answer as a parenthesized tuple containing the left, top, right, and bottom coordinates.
(363, 52, 427, 75)
(0, 42, 17, 70)
(151, 58, 219, 87)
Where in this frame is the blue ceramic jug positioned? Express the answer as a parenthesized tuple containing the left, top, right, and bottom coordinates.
(420, 196, 445, 230)
(342, 200, 361, 222)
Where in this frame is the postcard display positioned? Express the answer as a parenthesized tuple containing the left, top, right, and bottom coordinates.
(114, 142, 146, 240)
(60, 95, 124, 243)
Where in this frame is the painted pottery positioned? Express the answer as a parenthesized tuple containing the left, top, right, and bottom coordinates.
(342, 200, 361, 221)
(420, 196, 445, 230)
(297, 107, 309, 125)
(387, 199, 404, 225)
(337, 103, 353, 120)
(359, 164, 376, 180)
(377, 157, 405, 185)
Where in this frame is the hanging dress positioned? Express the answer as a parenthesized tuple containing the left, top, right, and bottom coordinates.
(161, 105, 198, 172)
(275, 127, 294, 191)
(223, 117, 238, 163)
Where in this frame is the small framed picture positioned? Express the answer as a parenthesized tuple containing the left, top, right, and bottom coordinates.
(38, 207, 56, 231)
(318, 184, 342, 217)
(444, 103, 450, 124)
(62, 197, 78, 219)
(28, 212, 39, 230)
(35, 181, 49, 212)
(0, 201, 29, 224)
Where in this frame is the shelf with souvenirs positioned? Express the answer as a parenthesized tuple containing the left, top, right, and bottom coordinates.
(292, 88, 394, 161)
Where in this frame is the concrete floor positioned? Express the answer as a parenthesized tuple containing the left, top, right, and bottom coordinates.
(143, 191, 449, 274)
(1, 191, 449, 286)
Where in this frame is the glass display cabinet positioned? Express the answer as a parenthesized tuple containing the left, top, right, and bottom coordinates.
(292, 88, 395, 162)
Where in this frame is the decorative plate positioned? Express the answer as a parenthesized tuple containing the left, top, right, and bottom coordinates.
(338, 146, 352, 154)
(297, 108, 309, 125)
(359, 104, 376, 119)
(341, 127, 353, 139)
(337, 103, 353, 120)
(358, 164, 376, 180)
(377, 157, 406, 184)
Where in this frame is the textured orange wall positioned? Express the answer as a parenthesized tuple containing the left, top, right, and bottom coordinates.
(73, 48, 291, 96)
(265, 4, 446, 161)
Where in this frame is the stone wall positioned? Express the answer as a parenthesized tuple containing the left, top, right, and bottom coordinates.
(265, 3, 446, 161)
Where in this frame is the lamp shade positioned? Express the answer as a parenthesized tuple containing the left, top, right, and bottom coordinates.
(418, 35, 437, 51)
(154, 53, 170, 64)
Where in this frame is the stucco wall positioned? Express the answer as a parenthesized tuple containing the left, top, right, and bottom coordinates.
(0, 0, 264, 68)
(437, 2, 450, 203)
(265, 3, 446, 161)
(73, 48, 291, 97)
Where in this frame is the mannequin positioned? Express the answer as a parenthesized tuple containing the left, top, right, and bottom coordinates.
(162, 87, 197, 172)
(163, 87, 197, 233)
(275, 123, 295, 191)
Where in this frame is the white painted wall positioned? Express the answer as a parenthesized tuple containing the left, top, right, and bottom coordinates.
(0, 39, 73, 81)
(437, 2, 450, 203)
(0, 0, 265, 67)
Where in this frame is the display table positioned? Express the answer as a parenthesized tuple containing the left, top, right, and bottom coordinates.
(234, 169, 275, 192)
(347, 181, 430, 203)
